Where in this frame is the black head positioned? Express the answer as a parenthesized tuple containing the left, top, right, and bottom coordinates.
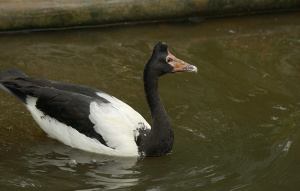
(144, 42, 197, 77)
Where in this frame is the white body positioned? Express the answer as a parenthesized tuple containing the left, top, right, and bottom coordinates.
(26, 92, 151, 156)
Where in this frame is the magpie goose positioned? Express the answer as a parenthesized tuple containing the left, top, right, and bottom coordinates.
(0, 42, 197, 157)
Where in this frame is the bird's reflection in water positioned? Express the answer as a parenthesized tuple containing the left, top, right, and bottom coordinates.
(25, 141, 140, 190)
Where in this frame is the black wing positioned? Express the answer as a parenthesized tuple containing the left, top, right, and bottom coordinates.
(0, 69, 110, 147)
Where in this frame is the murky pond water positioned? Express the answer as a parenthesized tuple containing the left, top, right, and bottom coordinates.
(0, 12, 300, 190)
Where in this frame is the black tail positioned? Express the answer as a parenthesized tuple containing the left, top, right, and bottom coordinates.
(0, 68, 29, 103)
(0, 68, 28, 79)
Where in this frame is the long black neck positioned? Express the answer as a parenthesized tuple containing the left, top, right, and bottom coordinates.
(140, 63, 174, 156)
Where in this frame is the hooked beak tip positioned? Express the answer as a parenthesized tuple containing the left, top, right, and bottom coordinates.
(190, 66, 198, 73)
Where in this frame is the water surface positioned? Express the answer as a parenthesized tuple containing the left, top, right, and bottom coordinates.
(0, 12, 300, 190)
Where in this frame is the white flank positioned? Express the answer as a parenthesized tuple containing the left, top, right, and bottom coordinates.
(25, 94, 151, 156)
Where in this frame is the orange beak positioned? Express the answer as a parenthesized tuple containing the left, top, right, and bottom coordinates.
(166, 50, 197, 73)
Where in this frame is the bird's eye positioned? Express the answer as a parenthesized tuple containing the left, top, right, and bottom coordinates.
(167, 57, 173, 63)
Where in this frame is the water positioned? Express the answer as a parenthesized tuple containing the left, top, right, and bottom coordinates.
(0, 12, 300, 190)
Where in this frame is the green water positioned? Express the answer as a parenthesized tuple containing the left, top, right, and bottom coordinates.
(0, 12, 300, 190)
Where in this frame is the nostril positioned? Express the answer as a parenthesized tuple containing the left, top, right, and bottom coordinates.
(166, 57, 173, 63)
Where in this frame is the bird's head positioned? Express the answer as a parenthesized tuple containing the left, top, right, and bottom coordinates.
(146, 42, 197, 76)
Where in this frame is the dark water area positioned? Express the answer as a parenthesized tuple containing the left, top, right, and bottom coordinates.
(0, 12, 300, 190)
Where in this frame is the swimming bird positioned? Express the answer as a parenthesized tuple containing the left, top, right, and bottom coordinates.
(0, 42, 197, 157)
